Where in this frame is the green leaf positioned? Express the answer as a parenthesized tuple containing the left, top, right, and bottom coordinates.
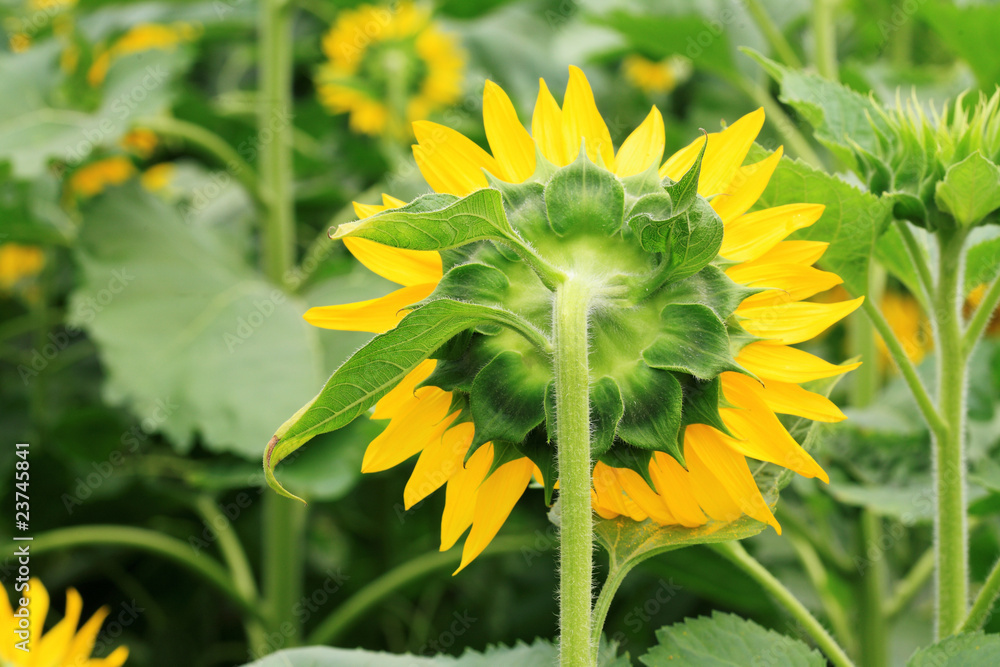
(754, 154, 894, 295)
(332, 189, 518, 251)
(935, 151, 1000, 227)
(69, 185, 320, 460)
(424, 262, 510, 306)
(616, 364, 684, 466)
(591, 376, 625, 458)
(469, 350, 548, 453)
(660, 265, 757, 321)
(965, 230, 1000, 294)
(265, 299, 547, 501)
(544, 152, 625, 236)
(642, 304, 741, 381)
(919, 2, 1000, 91)
(907, 632, 1000, 667)
(663, 134, 706, 211)
(631, 197, 724, 283)
(639, 611, 825, 666)
(678, 376, 731, 438)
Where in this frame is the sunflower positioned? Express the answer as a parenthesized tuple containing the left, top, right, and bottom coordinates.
(622, 54, 691, 95)
(0, 578, 128, 666)
(303, 66, 862, 572)
(87, 22, 198, 86)
(67, 156, 136, 198)
(315, 1, 464, 137)
(0, 243, 45, 293)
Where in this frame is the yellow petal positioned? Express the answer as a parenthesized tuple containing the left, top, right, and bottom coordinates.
(382, 193, 407, 207)
(720, 204, 825, 263)
(35, 587, 83, 666)
(749, 376, 846, 422)
(650, 452, 708, 527)
(455, 456, 534, 572)
(737, 342, 862, 383)
(684, 438, 744, 523)
(0, 585, 12, 662)
(65, 605, 111, 665)
(562, 65, 614, 167)
(592, 462, 647, 521)
(727, 261, 843, 307)
(90, 646, 130, 667)
(343, 237, 443, 287)
(686, 425, 779, 531)
(412, 120, 499, 195)
(749, 240, 830, 267)
(532, 78, 571, 166)
(661, 108, 765, 196)
(404, 421, 474, 509)
(739, 297, 865, 345)
(440, 443, 493, 550)
(362, 389, 454, 473)
(613, 466, 677, 525)
(483, 79, 536, 182)
(303, 283, 436, 333)
(372, 359, 437, 420)
(718, 372, 828, 481)
(613, 106, 665, 177)
(26, 578, 49, 647)
(352, 200, 386, 218)
(591, 489, 620, 520)
(711, 147, 783, 223)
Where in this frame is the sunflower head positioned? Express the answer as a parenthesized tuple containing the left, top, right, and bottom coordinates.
(272, 67, 860, 571)
(622, 54, 691, 95)
(316, 1, 464, 137)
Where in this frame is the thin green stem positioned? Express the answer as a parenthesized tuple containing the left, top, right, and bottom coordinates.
(31, 525, 262, 621)
(849, 309, 879, 408)
(857, 511, 887, 667)
(307, 535, 531, 645)
(134, 115, 266, 206)
(553, 277, 594, 667)
(712, 542, 855, 667)
(812, 0, 839, 80)
(745, 0, 803, 68)
(591, 560, 631, 654)
(932, 227, 970, 638)
(885, 547, 935, 619)
(964, 274, 1000, 357)
(738, 80, 825, 169)
(861, 298, 947, 437)
(261, 498, 307, 651)
(894, 220, 935, 308)
(962, 556, 1000, 632)
(788, 534, 856, 656)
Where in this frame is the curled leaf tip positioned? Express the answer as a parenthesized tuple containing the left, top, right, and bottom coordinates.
(264, 434, 307, 504)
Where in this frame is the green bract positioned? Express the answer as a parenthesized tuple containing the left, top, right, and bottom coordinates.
(266, 144, 758, 500)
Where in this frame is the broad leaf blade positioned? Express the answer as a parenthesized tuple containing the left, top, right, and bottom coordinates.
(935, 151, 1000, 227)
(907, 632, 1000, 667)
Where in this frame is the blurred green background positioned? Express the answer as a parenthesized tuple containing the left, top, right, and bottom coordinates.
(2, 0, 1000, 665)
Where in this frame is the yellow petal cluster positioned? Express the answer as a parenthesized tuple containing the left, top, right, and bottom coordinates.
(68, 156, 136, 198)
(88, 22, 199, 86)
(0, 244, 45, 292)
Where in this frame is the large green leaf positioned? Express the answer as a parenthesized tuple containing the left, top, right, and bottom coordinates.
(639, 611, 825, 666)
(754, 154, 894, 295)
(69, 184, 321, 460)
(907, 632, 1000, 667)
(935, 151, 1000, 228)
(265, 299, 549, 500)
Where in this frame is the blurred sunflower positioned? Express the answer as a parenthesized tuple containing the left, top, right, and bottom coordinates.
(68, 156, 135, 198)
(120, 129, 158, 159)
(0, 243, 45, 294)
(622, 54, 691, 95)
(967, 284, 1000, 336)
(0, 578, 128, 666)
(305, 67, 861, 571)
(315, 1, 464, 137)
(877, 291, 933, 365)
(87, 22, 198, 86)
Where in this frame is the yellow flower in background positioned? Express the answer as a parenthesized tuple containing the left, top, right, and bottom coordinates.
(316, 1, 464, 137)
(622, 54, 692, 95)
(87, 22, 199, 86)
(120, 129, 158, 159)
(68, 156, 135, 198)
(0, 244, 45, 292)
(305, 67, 862, 571)
(27, 0, 77, 9)
(966, 284, 1000, 336)
(0, 578, 128, 666)
(140, 162, 175, 193)
(878, 291, 932, 365)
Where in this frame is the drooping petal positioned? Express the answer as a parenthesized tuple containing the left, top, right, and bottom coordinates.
(562, 65, 614, 167)
(613, 466, 676, 525)
(343, 237, 443, 287)
(592, 462, 647, 521)
(686, 425, 779, 531)
(720, 204, 826, 263)
(532, 78, 571, 166)
(412, 120, 499, 195)
(372, 360, 437, 419)
(661, 108, 765, 196)
(737, 342, 862, 383)
(749, 377, 847, 422)
(738, 297, 865, 345)
(727, 262, 843, 307)
(711, 147, 783, 223)
(362, 390, 455, 473)
(650, 452, 708, 527)
(613, 106, 665, 177)
(718, 372, 828, 481)
(483, 79, 536, 182)
(303, 282, 436, 333)
(684, 440, 744, 523)
(440, 444, 493, 551)
(455, 456, 535, 572)
(404, 421, 474, 508)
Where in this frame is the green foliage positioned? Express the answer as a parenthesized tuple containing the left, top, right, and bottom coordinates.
(907, 632, 1000, 667)
(639, 612, 825, 666)
(935, 152, 1000, 228)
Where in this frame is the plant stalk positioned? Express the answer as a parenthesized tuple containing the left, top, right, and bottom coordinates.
(962, 555, 1000, 632)
(812, 0, 839, 80)
(857, 511, 888, 667)
(932, 227, 970, 638)
(553, 277, 594, 667)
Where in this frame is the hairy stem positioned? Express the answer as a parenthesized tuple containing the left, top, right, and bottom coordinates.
(857, 511, 887, 667)
(554, 277, 594, 667)
(962, 555, 1000, 632)
(712, 541, 855, 667)
(964, 274, 1000, 357)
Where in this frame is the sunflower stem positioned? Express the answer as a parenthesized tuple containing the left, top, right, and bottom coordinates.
(885, 547, 935, 620)
(553, 276, 595, 667)
(932, 226, 970, 638)
(712, 541, 855, 667)
(812, 0, 839, 80)
(857, 510, 888, 667)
